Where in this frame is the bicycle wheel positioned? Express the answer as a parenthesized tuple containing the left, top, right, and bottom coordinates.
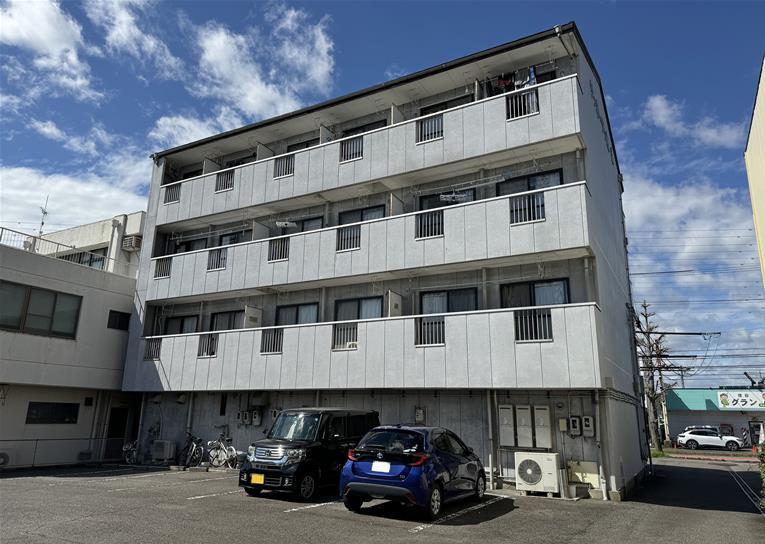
(208, 446, 227, 468)
(188, 445, 204, 467)
(225, 446, 238, 469)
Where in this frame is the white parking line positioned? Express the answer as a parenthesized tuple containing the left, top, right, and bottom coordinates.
(283, 500, 339, 513)
(109, 476, 230, 492)
(727, 467, 764, 516)
(409, 496, 506, 534)
(187, 489, 244, 500)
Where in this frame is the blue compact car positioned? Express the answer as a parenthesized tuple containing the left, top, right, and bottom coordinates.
(339, 425, 485, 519)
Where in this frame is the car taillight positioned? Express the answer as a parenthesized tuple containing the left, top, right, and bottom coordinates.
(347, 449, 359, 461)
(407, 453, 430, 466)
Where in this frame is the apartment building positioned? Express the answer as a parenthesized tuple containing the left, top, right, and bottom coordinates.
(0, 213, 144, 468)
(745, 54, 765, 288)
(123, 23, 647, 499)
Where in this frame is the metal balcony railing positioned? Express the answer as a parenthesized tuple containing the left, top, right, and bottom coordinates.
(268, 237, 289, 262)
(260, 328, 284, 354)
(215, 170, 235, 192)
(207, 248, 227, 270)
(332, 323, 358, 350)
(506, 89, 539, 119)
(144, 338, 162, 359)
(197, 333, 219, 357)
(416, 316, 445, 345)
(154, 257, 172, 278)
(274, 154, 295, 178)
(336, 224, 361, 251)
(164, 184, 181, 203)
(339, 136, 363, 162)
(417, 114, 443, 142)
(416, 210, 444, 238)
(514, 308, 553, 341)
(509, 192, 545, 224)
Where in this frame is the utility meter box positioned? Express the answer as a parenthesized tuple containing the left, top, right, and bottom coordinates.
(241, 410, 252, 425)
(582, 416, 595, 437)
(251, 408, 262, 426)
(568, 416, 582, 437)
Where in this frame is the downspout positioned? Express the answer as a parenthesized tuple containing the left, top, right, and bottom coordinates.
(185, 392, 195, 434)
(594, 391, 609, 501)
(486, 390, 495, 490)
(135, 393, 146, 462)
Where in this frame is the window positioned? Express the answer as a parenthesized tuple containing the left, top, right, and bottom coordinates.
(107, 310, 131, 331)
(181, 168, 203, 180)
(338, 205, 385, 225)
(276, 303, 319, 326)
(225, 155, 255, 168)
(174, 238, 207, 254)
(419, 189, 475, 210)
(287, 138, 320, 152)
(26, 402, 79, 424)
(0, 281, 81, 338)
(298, 217, 323, 232)
(420, 288, 477, 314)
(211, 310, 245, 331)
(348, 414, 369, 437)
(534, 62, 557, 84)
(164, 315, 198, 335)
(501, 279, 569, 308)
(335, 297, 383, 321)
(433, 431, 465, 455)
(219, 231, 245, 246)
(342, 119, 386, 138)
(327, 415, 346, 439)
(496, 169, 562, 196)
(58, 247, 107, 270)
(420, 94, 473, 116)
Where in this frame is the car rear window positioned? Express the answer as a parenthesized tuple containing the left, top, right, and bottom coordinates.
(357, 429, 424, 454)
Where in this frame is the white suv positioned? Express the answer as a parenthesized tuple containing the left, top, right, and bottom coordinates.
(676, 429, 744, 451)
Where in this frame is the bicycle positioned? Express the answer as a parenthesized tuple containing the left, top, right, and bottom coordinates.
(207, 434, 238, 468)
(122, 440, 138, 464)
(180, 431, 205, 467)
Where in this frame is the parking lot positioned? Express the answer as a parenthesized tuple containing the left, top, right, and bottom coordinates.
(1, 458, 762, 544)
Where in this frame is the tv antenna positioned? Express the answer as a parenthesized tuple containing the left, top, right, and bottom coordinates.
(38, 195, 50, 237)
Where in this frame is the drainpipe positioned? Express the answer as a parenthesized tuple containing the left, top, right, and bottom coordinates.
(185, 392, 195, 434)
(135, 393, 146, 461)
(594, 391, 609, 501)
(486, 390, 495, 490)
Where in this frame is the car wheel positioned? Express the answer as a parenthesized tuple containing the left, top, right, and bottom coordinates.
(296, 472, 317, 501)
(685, 440, 698, 450)
(726, 441, 739, 451)
(343, 496, 363, 512)
(472, 473, 486, 501)
(423, 484, 443, 521)
(244, 487, 262, 497)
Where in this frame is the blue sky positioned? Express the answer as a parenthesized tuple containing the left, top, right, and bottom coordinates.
(1, 1, 764, 385)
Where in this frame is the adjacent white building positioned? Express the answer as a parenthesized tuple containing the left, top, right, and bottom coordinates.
(123, 23, 647, 499)
(0, 213, 144, 468)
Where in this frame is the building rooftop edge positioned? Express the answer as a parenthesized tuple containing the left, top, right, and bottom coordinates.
(744, 51, 765, 155)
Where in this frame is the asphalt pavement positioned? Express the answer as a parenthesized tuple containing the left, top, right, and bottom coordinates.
(0, 457, 761, 544)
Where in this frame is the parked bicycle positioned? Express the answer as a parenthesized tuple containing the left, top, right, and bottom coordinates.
(207, 434, 238, 468)
(122, 440, 138, 464)
(181, 431, 205, 467)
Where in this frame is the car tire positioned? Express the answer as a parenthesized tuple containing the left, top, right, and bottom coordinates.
(244, 486, 262, 497)
(423, 484, 443, 521)
(685, 440, 698, 450)
(295, 472, 318, 501)
(726, 441, 739, 451)
(343, 496, 363, 512)
(471, 473, 486, 501)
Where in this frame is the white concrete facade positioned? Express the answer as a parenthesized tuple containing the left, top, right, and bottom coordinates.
(124, 24, 647, 499)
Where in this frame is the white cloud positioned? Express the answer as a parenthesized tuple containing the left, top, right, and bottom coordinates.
(0, 0, 101, 101)
(29, 119, 100, 156)
(637, 95, 746, 150)
(148, 106, 245, 149)
(0, 166, 147, 234)
(83, 0, 183, 78)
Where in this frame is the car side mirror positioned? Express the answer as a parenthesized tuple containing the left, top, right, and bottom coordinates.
(467, 446, 474, 453)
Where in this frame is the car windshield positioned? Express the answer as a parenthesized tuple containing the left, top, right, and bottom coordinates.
(357, 430, 424, 454)
(268, 412, 321, 441)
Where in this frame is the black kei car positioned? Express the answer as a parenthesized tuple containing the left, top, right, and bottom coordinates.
(239, 408, 380, 500)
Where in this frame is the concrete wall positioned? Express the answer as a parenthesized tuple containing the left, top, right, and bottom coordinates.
(744, 55, 765, 287)
(1, 245, 136, 390)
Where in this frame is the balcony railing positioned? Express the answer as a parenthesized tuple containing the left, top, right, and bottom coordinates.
(197, 333, 219, 357)
(416, 210, 444, 239)
(164, 183, 181, 203)
(274, 154, 295, 178)
(215, 170, 235, 192)
(506, 89, 539, 119)
(417, 114, 443, 143)
(509, 192, 545, 224)
(336, 224, 361, 251)
(133, 303, 601, 392)
(207, 248, 227, 270)
(339, 136, 363, 162)
(268, 237, 290, 261)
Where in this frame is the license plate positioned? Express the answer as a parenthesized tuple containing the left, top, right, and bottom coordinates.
(371, 461, 390, 473)
(250, 473, 264, 485)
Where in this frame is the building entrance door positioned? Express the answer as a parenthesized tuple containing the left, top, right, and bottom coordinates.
(104, 407, 129, 460)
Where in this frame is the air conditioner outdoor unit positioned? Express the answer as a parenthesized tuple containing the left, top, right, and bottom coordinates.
(151, 440, 176, 463)
(514, 451, 560, 494)
(122, 235, 143, 252)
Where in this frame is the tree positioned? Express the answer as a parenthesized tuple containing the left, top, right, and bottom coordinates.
(634, 301, 672, 451)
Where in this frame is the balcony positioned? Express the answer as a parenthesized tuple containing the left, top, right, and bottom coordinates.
(127, 303, 601, 392)
(146, 182, 591, 301)
(155, 75, 581, 226)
